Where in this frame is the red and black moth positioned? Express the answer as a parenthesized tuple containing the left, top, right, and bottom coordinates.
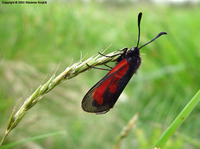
(82, 12, 167, 114)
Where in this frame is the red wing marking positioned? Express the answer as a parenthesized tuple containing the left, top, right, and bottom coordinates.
(92, 59, 129, 105)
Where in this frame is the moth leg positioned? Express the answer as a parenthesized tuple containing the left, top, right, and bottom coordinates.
(104, 64, 113, 69)
(98, 47, 128, 58)
(117, 48, 128, 53)
(86, 63, 111, 71)
(117, 48, 128, 62)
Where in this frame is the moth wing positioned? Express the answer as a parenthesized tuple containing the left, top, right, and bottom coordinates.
(82, 60, 132, 114)
(82, 73, 114, 114)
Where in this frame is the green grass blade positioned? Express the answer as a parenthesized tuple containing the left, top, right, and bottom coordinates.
(1, 131, 66, 149)
(154, 89, 200, 148)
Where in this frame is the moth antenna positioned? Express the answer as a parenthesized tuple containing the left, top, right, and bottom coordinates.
(136, 12, 142, 48)
(139, 32, 167, 49)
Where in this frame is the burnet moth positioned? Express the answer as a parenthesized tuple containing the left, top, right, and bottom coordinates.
(82, 12, 167, 114)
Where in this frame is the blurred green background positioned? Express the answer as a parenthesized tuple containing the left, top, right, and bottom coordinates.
(0, 1, 200, 149)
